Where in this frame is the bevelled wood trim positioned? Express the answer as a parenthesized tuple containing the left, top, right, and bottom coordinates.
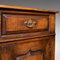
(0, 5, 58, 13)
(0, 33, 55, 43)
(0, 32, 55, 43)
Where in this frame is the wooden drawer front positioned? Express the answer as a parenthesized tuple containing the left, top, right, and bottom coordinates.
(0, 37, 50, 60)
(2, 13, 49, 35)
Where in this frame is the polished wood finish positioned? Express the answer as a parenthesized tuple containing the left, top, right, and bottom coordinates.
(2, 14, 49, 35)
(0, 5, 57, 60)
(0, 5, 58, 13)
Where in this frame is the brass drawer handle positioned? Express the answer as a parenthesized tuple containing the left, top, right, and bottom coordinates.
(24, 19, 37, 28)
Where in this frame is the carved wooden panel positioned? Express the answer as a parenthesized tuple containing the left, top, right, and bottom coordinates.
(2, 14, 49, 35)
(0, 37, 50, 60)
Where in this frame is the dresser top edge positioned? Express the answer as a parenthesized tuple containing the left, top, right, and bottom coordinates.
(0, 5, 58, 13)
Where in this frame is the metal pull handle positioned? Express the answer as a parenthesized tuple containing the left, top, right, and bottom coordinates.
(24, 19, 36, 28)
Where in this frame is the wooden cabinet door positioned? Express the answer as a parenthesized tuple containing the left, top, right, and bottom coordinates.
(0, 37, 50, 60)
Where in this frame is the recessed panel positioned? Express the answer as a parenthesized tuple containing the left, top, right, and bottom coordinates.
(2, 14, 49, 35)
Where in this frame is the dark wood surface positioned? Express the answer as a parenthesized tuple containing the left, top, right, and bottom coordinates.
(0, 5, 57, 60)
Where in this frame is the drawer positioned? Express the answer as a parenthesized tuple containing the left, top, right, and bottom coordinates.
(2, 13, 49, 35)
(0, 37, 50, 60)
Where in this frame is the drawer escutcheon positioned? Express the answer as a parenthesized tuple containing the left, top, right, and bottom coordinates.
(24, 19, 37, 28)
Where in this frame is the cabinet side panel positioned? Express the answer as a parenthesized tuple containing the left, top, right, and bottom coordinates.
(50, 14, 55, 33)
(0, 11, 1, 36)
(50, 36, 55, 60)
